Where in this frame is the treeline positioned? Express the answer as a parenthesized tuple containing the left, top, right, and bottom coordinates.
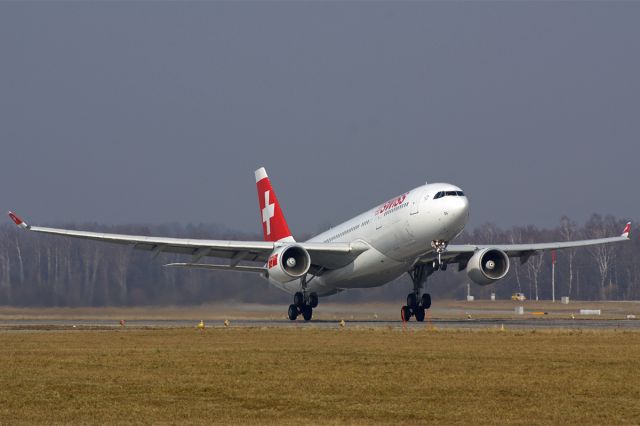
(0, 214, 637, 306)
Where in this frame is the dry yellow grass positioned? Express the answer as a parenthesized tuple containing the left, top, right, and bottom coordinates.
(0, 327, 639, 425)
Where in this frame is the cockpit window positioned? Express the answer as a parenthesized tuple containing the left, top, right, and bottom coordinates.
(433, 190, 465, 199)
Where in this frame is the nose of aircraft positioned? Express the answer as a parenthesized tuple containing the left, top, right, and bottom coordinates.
(456, 195, 470, 217)
(445, 195, 470, 230)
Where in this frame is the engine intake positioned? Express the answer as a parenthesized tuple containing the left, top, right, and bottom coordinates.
(266, 244, 311, 283)
(467, 248, 509, 286)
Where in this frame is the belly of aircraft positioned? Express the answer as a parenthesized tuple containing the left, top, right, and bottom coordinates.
(268, 245, 410, 296)
(312, 247, 409, 292)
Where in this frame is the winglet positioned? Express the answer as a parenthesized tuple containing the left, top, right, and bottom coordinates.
(8, 211, 29, 229)
(622, 222, 631, 238)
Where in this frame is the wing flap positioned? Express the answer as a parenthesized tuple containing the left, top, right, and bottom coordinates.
(299, 241, 369, 269)
(164, 263, 266, 273)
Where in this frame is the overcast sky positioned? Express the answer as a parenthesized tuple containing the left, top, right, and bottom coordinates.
(1, 2, 638, 237)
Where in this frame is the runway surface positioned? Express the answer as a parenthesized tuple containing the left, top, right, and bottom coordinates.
(1, 318, 639, 330)
(1, 301, 638, 331)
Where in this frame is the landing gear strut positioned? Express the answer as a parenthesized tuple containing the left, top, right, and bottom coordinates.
(401, 264, 434, 322)
(288, 274, 318, 321)
(431, 240, 448, 269)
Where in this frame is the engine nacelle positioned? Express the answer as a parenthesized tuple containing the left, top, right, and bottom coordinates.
(467, 248, 510, 286)
(266, 244, 311, 283)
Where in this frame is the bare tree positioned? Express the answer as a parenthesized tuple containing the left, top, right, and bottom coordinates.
(14, 235, 25, 285)
(559, 216, 577, 297)
(114, 246, 132, 305)
(508, 227, 524, 293)
(585, 215, 618, 300)
(524, 253, 544, 301)
(519, 225, 545, 300)
(0, 229, 12, 304)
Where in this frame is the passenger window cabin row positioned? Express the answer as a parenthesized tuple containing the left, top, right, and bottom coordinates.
(325, 223, 361, 243)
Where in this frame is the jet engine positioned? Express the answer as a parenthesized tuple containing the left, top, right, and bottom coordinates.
(466, 248, 509, 286)
(266, 244, 311, 283)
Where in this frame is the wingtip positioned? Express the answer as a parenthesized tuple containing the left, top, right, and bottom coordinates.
(8, 211, 28, 229)
(622, 222, 631, 238)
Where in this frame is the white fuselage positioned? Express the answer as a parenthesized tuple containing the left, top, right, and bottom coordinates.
(268, 183, 470, 296)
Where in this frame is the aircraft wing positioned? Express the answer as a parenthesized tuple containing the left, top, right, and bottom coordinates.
(7, 212, 369, 270)
(420, 222, 631, 265)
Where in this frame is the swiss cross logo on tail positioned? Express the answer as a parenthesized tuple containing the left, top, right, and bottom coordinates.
(262, 190, 275, 235)
(255, 167, 294, 243)
(622, 222, 632, 238)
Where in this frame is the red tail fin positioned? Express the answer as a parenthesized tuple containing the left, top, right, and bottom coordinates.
(255, 167, 294, 242)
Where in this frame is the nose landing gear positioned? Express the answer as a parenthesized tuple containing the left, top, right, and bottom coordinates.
(431, 240, 448, 269)
(401, 264, 435, 322)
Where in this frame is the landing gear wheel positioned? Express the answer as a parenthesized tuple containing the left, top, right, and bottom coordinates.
(401, 306, 412, 322)
(406, 293, 418, 308)
(404, 264, 435, 323)
(288, 304, 298, 321)
(301, 305, 313, 321)
(421, 293, 432, 310)
(294, 292, 305, 308)
(308, 293, 319, 308)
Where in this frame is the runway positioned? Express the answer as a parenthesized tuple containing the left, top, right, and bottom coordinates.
(1, 317, 639, 330)
(1, 301, 638, 331)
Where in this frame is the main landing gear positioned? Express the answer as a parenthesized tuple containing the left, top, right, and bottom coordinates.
(288, 292, 318, 321)
(401, 264, 434, 322)
(288, 273, 318, 321)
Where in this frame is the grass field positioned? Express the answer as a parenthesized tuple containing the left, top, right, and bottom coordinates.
(0, 327, 639, 425)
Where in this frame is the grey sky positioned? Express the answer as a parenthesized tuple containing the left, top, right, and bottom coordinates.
(1, 2, 638, 237)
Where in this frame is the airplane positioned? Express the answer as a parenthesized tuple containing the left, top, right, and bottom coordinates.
(8, 167, 631, 321)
